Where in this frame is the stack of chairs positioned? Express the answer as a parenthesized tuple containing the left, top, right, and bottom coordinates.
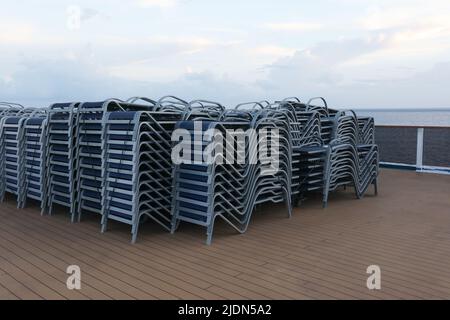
(75, 100, 110, 221)
(358, 116, 376, 145)
(0, 102, 25, 118)
(322, 110, 379, 207)
(21, 109, 48, 213)
(0, 96, 379, 245)
(0, 105, 27, 206)
(323, 143, 379, 207)
(171, 103, 293, 245)
(45, 103, 80, 221)
(101, 96, 187, 243)
(184, 100, 225, 120)
(294, 146, 327, 200)
(270, 98, 379, 208)
(307, 97, 339, 145)
(0, 104, 49, 210)
(75, 99, 154, 222)
(276, 99, 327, 204)
(331, 110, 360, 145)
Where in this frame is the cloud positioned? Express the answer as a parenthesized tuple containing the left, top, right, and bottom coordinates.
(0, 20, 38, 45)
(263, 22, 322, 32)
(358, 2, 450, 31)
(0, 19, 66, 46)
(1, 1, 450, 110)
(339, 61, 450, 108)
(264, 35, 387, 76)
(0, 55, 261, 107)
(0, 57, 114, 105)
(80, 7, 102, 22)
(355, 0, 450, 55)
(251, 46, 296, 58)
(256, 35, 450, 108)
(137, 0, 177, 8)
(98, 35, 244, 81)
(147, 36, 224, 55)
(94, 35, 240, 59)
(2, 43, 450, 110)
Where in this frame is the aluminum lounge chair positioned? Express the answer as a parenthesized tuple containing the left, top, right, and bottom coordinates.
(322, 109, 379, 206)
(0, 114, 28, 206)
(275, 99, 326, 205)
(171, 104, 293, 245)
(101, 96, 187, 243)
(358, 116, 376, 145)
(276, 98, 379, 208)
(45, 102, 80, 221)
(0, 106, 44, 206)
(75, 99, 155, 222)
(184, 100, 225, 120)
(0, 103, 24, 203)
(0, 102, 25, 117)
(20, 109, 48, 213)
(322, 141, 379, 207)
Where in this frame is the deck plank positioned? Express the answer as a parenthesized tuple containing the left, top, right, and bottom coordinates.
(0, 169, 449, 299)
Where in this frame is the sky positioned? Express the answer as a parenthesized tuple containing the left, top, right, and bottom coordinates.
(1, 0, 450, 109)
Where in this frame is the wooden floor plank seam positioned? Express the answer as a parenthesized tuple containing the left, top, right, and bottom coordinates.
(0, 218, 189, 300)
(0, 211, 264, 298)
(2, 209, 284, 298)
(0, 169, 449, 299)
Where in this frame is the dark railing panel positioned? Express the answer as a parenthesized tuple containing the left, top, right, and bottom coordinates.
(423, 128, 450, 167)
(375, 127, 417, 165)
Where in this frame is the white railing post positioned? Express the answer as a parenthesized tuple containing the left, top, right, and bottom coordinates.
(416, 128, 424, 172)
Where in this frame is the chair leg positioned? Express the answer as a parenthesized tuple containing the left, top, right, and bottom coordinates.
(70, 208, 76, 223)
(206, 218, 216, 246)
(286, 194, 292, 218)
(322, 190, 329, 208)
(131, 221, 140, 244)
(170, 218, 179, 234)
(101, 215, 108, 233)
(48, 197, 54, 216)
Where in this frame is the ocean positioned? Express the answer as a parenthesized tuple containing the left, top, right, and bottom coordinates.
(353, 109, 450, 127)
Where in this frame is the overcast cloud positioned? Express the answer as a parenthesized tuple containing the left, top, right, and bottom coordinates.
(1, 0, 450, 108)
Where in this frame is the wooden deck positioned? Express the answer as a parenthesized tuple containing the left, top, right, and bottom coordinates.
(0, 169, 449, 300)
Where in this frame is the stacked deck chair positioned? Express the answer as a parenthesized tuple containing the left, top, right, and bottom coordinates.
(275, 99, 324, 204)
(75, 99, 155, 222)
(305, 97, 335, 144)
(0, 104, 28, 206)
(45, 103, 80, 221)
(0, 107, 44, 206)
(101, 96, 187, 243)
(276, 98, 379, 207)
(21, 108, 49, 213)
(357, 116, 376, 145)
(0, 104, 19, 202)
(0, 102, 25, 118)
(184, 100, 225, 120)
(0, 103, 26, 131)
(322, 110, 379, 207)
(0, 103, 23, 130)
(171, 103, 293, 245)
